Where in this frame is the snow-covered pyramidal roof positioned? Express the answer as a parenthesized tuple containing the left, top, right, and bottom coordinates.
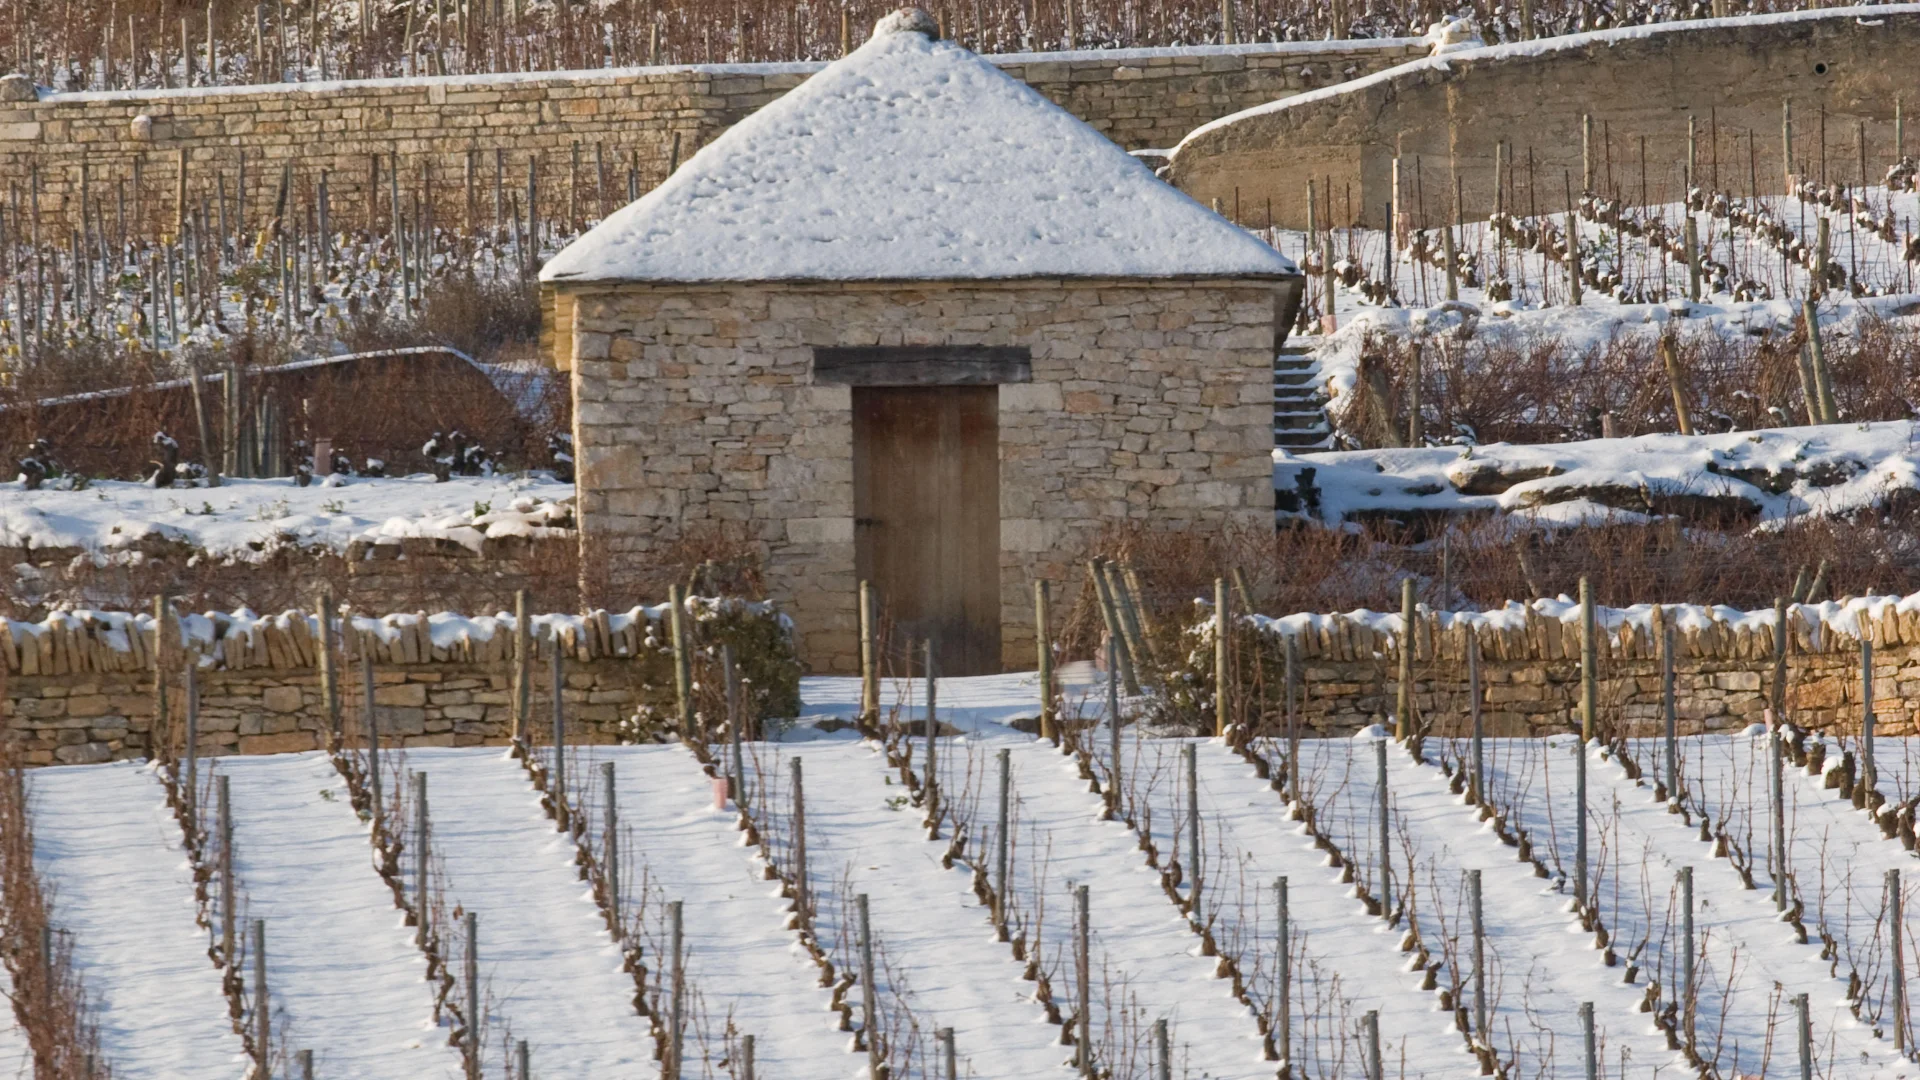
(541, 9, 1298, 285)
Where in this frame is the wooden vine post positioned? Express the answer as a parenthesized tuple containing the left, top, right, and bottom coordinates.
(1035, 580, 1055, 743)
(1214, 577, 1230, 739)
(1395, 578, 1414, 742)
(668, 585, 694, 739)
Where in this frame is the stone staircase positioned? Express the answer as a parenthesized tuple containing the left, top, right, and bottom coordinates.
(1273, 346, 1332, 452)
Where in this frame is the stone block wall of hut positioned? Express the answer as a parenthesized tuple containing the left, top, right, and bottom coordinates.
(562, 278, 1279, 673)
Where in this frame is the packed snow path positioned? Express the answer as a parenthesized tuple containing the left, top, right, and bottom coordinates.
(402, 748, 652, 1079)
(216, 753, 464, 1078)
(27, 762, 243, 1079)
(593, 744, 849, 1077)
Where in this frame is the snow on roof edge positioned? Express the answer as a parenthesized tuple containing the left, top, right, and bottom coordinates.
(1175, 3, 1920, 154)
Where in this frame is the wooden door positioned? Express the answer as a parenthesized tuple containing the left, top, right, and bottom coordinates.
(852, 386, 1001, 677)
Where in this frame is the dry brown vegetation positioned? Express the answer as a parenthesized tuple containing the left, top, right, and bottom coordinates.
(1057, 513, 1920, 660)
(0, 273, 564, 480)
(1, 0, 1824, 92)
(0, 735, 103, 1078)
(1344, 316, 1920, 447)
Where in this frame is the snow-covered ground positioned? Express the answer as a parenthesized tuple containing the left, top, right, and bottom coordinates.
(217, 753, 464, 1078)
(0, 474, 573, 560)
(22, 672, 1920, 1078)
(27, 762, 244, 1079)
(1284, 417, 1920, 528)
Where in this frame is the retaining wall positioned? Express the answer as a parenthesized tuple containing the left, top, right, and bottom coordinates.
(1171, 6, 1920, 230)
(0, 38, 1418, 232)
(0, 600, 795, 765)
(1249, 596, 1920, 738)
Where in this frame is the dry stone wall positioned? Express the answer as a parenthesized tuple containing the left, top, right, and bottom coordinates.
(0, 600, 790, 764)
(1171, 6, 1920, 229)
(0, 39, 1418, 232)
(1250, 595, 1920, 738)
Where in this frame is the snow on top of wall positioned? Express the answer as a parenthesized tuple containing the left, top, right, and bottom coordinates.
(2, 595, 779, 673)
(1249, 589, 1920, 657)
(541, 19, 1297, 285)
(1175, 3, 1920, 152)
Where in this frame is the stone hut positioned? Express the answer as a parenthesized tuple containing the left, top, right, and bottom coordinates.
(541, 8, 1301, 676)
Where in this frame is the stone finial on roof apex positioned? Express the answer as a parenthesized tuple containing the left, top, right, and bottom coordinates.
(873, 7, 940, 40)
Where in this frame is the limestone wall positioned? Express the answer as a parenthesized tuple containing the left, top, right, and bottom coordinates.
(1170, 6, 1920, 229)
(561, 278, 1281, 674)
(0, 38, 1418, 231)
(1243, 596, 1920, 738)
(0, 599, 796, 764)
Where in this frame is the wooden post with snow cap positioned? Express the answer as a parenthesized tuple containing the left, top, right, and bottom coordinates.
(512, 591, 530, 751)
(1091, 561, 1138, 696)
(550, 635, 567, 830)
(1565, 210, 1582, 305)
(1662, 610, 1680, 807)
(857, 893, 878, 1078)
(1468, 631, 1484, 806)
(1076, 884, 1092, 1079)
(1276, 877, 1291, 1070)
(1579, 1001, 1596, 1080)
(1375, 738, 1391, 917)
(251, 920, 269, 1079)
(1035, 580, 1056, 743)
(316, 592, 340, 751)
(724, 647, 746, 807)
(923, 639, 939, 833)
(1106, 636, 1122, 818)
(995, 748, 1011, 932)
(1660, 334, 1694, 437)
(1796, 993, 1813, 1080)
(153, 596, 172, 761)
(1470, 869, 1488, 1053)
(363, 650, 381, 836)
(463, 912, 479, 1080)
(218, 774, 235, 966)
(1579, 578, 1597, 743)
(1893, 868, 1908, 1053)
(1183, 743, 1201, 917)
(413, 771, 430, 945)
(791, 758, 809, 925)
(1395, 578, 1414, 742)
(1685, 214, 1701, 303)
(602, 761, 620, 936)
(1363, 1010, 1382, 1080)
(184, 658, 200, 829)
(669, 585, 694, 739)
(669, 899, 685, 1079)
(1769, 704, 1788, 913)
(1681, 866, 1696, 1046)
(1214, 577, 1230, 739)
(1285, 635, 1301, 804)
(1804, 297, 1838, 425)
(1863, 636, 1878, 805)
(858, 580, 878, 728)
